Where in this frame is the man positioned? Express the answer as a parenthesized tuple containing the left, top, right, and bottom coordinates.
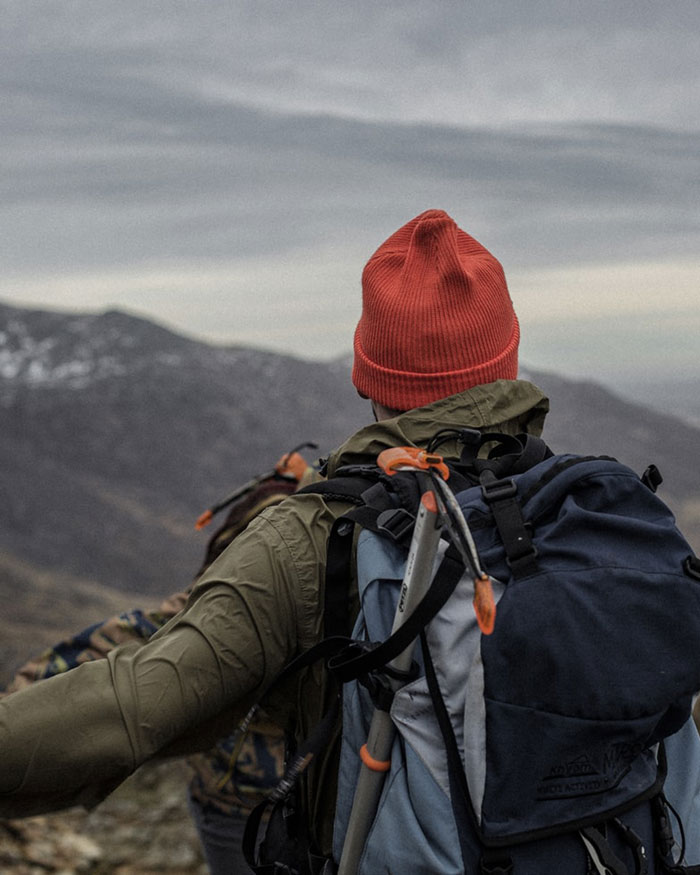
(1, 209, 695, 867)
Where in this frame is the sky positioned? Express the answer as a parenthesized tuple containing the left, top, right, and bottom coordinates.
(1, 0, 699, 387)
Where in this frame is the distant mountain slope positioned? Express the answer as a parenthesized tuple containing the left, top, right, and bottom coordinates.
(0, 301, 368, 680)
(616, 377, 700, 429)
(0, 302, 368, 592)
(1, 301, 698, 683)
(524, 368, 700, 503)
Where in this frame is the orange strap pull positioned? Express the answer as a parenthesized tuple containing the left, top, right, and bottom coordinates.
(195, 509, 214, 530)
(473, 574, 496, 635)
(360, 744, 391, 772)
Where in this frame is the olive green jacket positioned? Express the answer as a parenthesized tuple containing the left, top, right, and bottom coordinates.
(0, 380, 548, 853)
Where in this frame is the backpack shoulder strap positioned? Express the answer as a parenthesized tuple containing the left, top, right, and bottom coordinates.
(301, 465, 439, 640)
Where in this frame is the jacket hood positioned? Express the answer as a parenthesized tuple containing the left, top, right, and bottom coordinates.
(325, 379, 549, 477)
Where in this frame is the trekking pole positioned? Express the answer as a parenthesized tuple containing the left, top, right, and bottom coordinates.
(337, 448, 449, 875)
(194, 441, 317, 529)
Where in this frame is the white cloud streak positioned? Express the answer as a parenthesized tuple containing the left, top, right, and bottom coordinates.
(1, 1, 698, 383)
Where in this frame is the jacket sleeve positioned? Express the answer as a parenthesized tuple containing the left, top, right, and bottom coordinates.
(0, 503, 321, 818)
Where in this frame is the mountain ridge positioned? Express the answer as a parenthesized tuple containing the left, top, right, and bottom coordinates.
(1, 299, 698, 685)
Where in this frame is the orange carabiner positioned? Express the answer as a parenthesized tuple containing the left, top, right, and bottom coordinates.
(377, 447, 450, 480)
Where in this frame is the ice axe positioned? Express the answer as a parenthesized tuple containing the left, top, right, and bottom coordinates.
(337, 447, 495, 874)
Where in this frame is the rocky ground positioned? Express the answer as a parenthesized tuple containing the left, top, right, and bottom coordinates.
(0, 761, 210, 874)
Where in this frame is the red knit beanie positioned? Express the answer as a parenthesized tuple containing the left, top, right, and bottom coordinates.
(352, 209, 520, 411)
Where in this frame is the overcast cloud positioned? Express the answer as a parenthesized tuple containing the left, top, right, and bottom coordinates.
(1, 0, 698, 384)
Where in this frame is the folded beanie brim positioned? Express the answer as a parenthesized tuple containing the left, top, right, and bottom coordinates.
(352, 315, 519, 411)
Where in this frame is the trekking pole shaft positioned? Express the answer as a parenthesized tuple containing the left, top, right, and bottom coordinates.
(338, 483, 442, 874)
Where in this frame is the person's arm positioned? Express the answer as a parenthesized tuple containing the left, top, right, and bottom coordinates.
(0, 499, 327, 818)
(4, 597, 187, 694)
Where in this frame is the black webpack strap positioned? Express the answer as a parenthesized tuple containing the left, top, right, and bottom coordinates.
(298, 473, 385, 639)
(421, 630, 477, 872)
(324, 517, 356, 639)
(480, 469, 538, 578)
(459, 431, 552, 479)
(306, 470, 423, 639)
(328, 548, 464, 684)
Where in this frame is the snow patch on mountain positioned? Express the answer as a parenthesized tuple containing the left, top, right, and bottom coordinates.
(0, 308, 193, 389)
(0, 319, 127, 388)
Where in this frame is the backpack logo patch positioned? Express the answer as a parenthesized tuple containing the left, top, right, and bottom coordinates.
(537, 742, 643, 799)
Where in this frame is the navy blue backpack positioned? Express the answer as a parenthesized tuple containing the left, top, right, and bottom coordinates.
(249, 431, 700, 875)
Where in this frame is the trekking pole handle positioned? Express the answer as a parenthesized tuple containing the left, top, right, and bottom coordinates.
(388, 490, 443, 660)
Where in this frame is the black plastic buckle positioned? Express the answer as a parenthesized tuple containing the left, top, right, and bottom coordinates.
(612, 818, 649, 875)
(641, 464, 663, 493)
(506, 528, 538, 565)
(360, 660, 418, 711)
(580, 825, 629, 875)
(481, 477, 517, 504)
(359, 671, 395, 711)
(684, 555, 700, 582)
(376, 507, 415, 542)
